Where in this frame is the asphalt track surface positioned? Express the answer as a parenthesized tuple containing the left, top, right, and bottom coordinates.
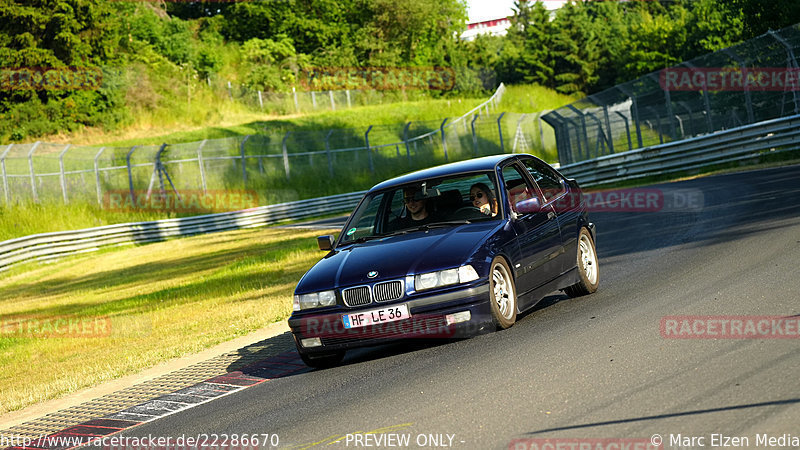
(100, 165, 800, 449)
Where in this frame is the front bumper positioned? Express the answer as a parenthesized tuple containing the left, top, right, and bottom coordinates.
(289, 283, 494, 355)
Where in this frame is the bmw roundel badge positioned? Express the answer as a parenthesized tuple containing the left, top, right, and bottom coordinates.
(367, 270, 378, 278)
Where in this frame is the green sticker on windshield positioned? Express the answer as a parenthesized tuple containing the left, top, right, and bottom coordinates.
(346, 227, 357, 236)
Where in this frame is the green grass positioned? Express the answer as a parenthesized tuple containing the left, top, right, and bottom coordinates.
(497, 83, 578, 113)
(0, 226, 333, 415)
(74, 96, 488, 148)
(0, 84, 579, 242)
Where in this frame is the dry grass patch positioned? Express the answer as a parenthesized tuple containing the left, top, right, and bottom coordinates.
(0, 227, 332, 415)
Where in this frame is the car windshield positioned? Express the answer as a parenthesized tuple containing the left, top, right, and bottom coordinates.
(340, 172, 501, 243)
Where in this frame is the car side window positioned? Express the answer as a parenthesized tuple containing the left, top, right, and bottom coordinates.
(522, 158, 565, 203)
(501, 165, 537, 214)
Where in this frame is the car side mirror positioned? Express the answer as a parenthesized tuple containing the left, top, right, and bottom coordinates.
(515, 198, 542, 215)
(317, 235, 335, 251)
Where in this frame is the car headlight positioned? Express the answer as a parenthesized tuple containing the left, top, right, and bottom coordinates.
(414, 265, 480, 291)
(293, 290, 337, 311)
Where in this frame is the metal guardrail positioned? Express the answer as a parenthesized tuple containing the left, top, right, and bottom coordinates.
(0, 191, 365, 272)
(558, 113, 800, 186)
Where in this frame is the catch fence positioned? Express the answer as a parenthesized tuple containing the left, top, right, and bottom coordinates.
(0, 84, 558, 207)
(543, 23, 800, 165)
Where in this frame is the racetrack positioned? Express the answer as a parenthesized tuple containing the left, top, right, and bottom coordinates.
(96, 165, 800, 449)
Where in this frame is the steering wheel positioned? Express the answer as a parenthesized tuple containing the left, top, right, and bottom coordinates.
(453, 206, 484, 219)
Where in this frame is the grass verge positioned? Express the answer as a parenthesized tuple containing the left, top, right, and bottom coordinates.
(0, 226, 333, 415)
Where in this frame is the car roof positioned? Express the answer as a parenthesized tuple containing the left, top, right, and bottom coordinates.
(370, 154, 523, 192)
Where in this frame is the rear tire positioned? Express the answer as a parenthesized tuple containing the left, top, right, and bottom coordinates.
(564, 227, 599, 297)
(489, 257, 517, 329)
(298, 349, 345, 369)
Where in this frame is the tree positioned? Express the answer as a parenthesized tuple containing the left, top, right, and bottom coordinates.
(0, 0, 125, 141)
(505, 0, 555, 86)
(550, 1, 601, 96)
(619, 1, 690, 81)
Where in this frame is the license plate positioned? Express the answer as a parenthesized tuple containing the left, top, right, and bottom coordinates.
(342, 304, 410, 329)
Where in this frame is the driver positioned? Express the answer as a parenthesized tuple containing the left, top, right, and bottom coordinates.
(391, 187, 433, 230)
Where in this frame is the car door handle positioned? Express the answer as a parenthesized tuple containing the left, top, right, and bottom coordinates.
(547, 211, 556, 220)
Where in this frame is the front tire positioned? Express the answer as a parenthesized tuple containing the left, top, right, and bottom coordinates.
(564, 227, 599, 297)
(489, 257, 517, 329)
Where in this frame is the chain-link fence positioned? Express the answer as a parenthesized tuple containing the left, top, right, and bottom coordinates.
(543, 23, 800, 165)
(0, 84, 559, 207)
(212, 78, 449, 115)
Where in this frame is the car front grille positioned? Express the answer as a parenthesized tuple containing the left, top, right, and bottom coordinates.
(342, 286, 371, 307)
(373, 280, 403, 302)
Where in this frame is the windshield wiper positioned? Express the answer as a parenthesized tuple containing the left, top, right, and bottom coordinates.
(344, 220, 472, 244)
(345, 235, 385, 245)
(414, 220, 472, 230)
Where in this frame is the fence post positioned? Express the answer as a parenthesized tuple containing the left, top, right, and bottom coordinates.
(538, 112, 546, 149)
(403, 122, 412, 164)
(497, 112, 506, 153)
(240, 135, 251, 185)
(329, 90, 335, 111)
(325, 130, 334, 177)
(58, 144, 71, 204)
(566, 105, 590, 156)
(617, 86, 644, 149)
(346, 90, 351, 108)
(312, 91, 317, 109)
(126, 145, 138, 202)
(646, 107, 665, 144)
(652, 72, 677, 140)
(615, 112, 632, 151)
(1, 144, 13, 204)
(293, 86, 299, 112)
(511, 114, 526, 153)
(680, 62, 714, 133)
(94, 147, 105, 207)
(258, 91, 264, 111)
(602, 105, 615, 154)
(227, 81, 233, 100)
(471, 115, 479, 156)
(722, 49, 755, 124)
(440, 118, 449, 161)
(27, 141, 41, 202)
(677, 102, 695, 137)
(197, 139, 207, 193)
(282, 131, 291, 180)
(155, 143, 168, 196)
(768, 30, 800, 114)
(365, 125, 374, 173)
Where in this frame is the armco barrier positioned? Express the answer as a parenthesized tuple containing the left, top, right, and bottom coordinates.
(558, 113, 800, 186)
(0, 191, 365, 272)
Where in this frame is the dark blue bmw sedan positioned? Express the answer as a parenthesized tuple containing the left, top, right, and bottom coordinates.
(289, 154, 598, 368)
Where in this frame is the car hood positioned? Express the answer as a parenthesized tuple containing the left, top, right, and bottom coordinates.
(296, 222, 500, 293)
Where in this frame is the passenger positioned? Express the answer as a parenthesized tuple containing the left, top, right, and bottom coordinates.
(470, 183, 498, 216)
(391, 187, 432, 229)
